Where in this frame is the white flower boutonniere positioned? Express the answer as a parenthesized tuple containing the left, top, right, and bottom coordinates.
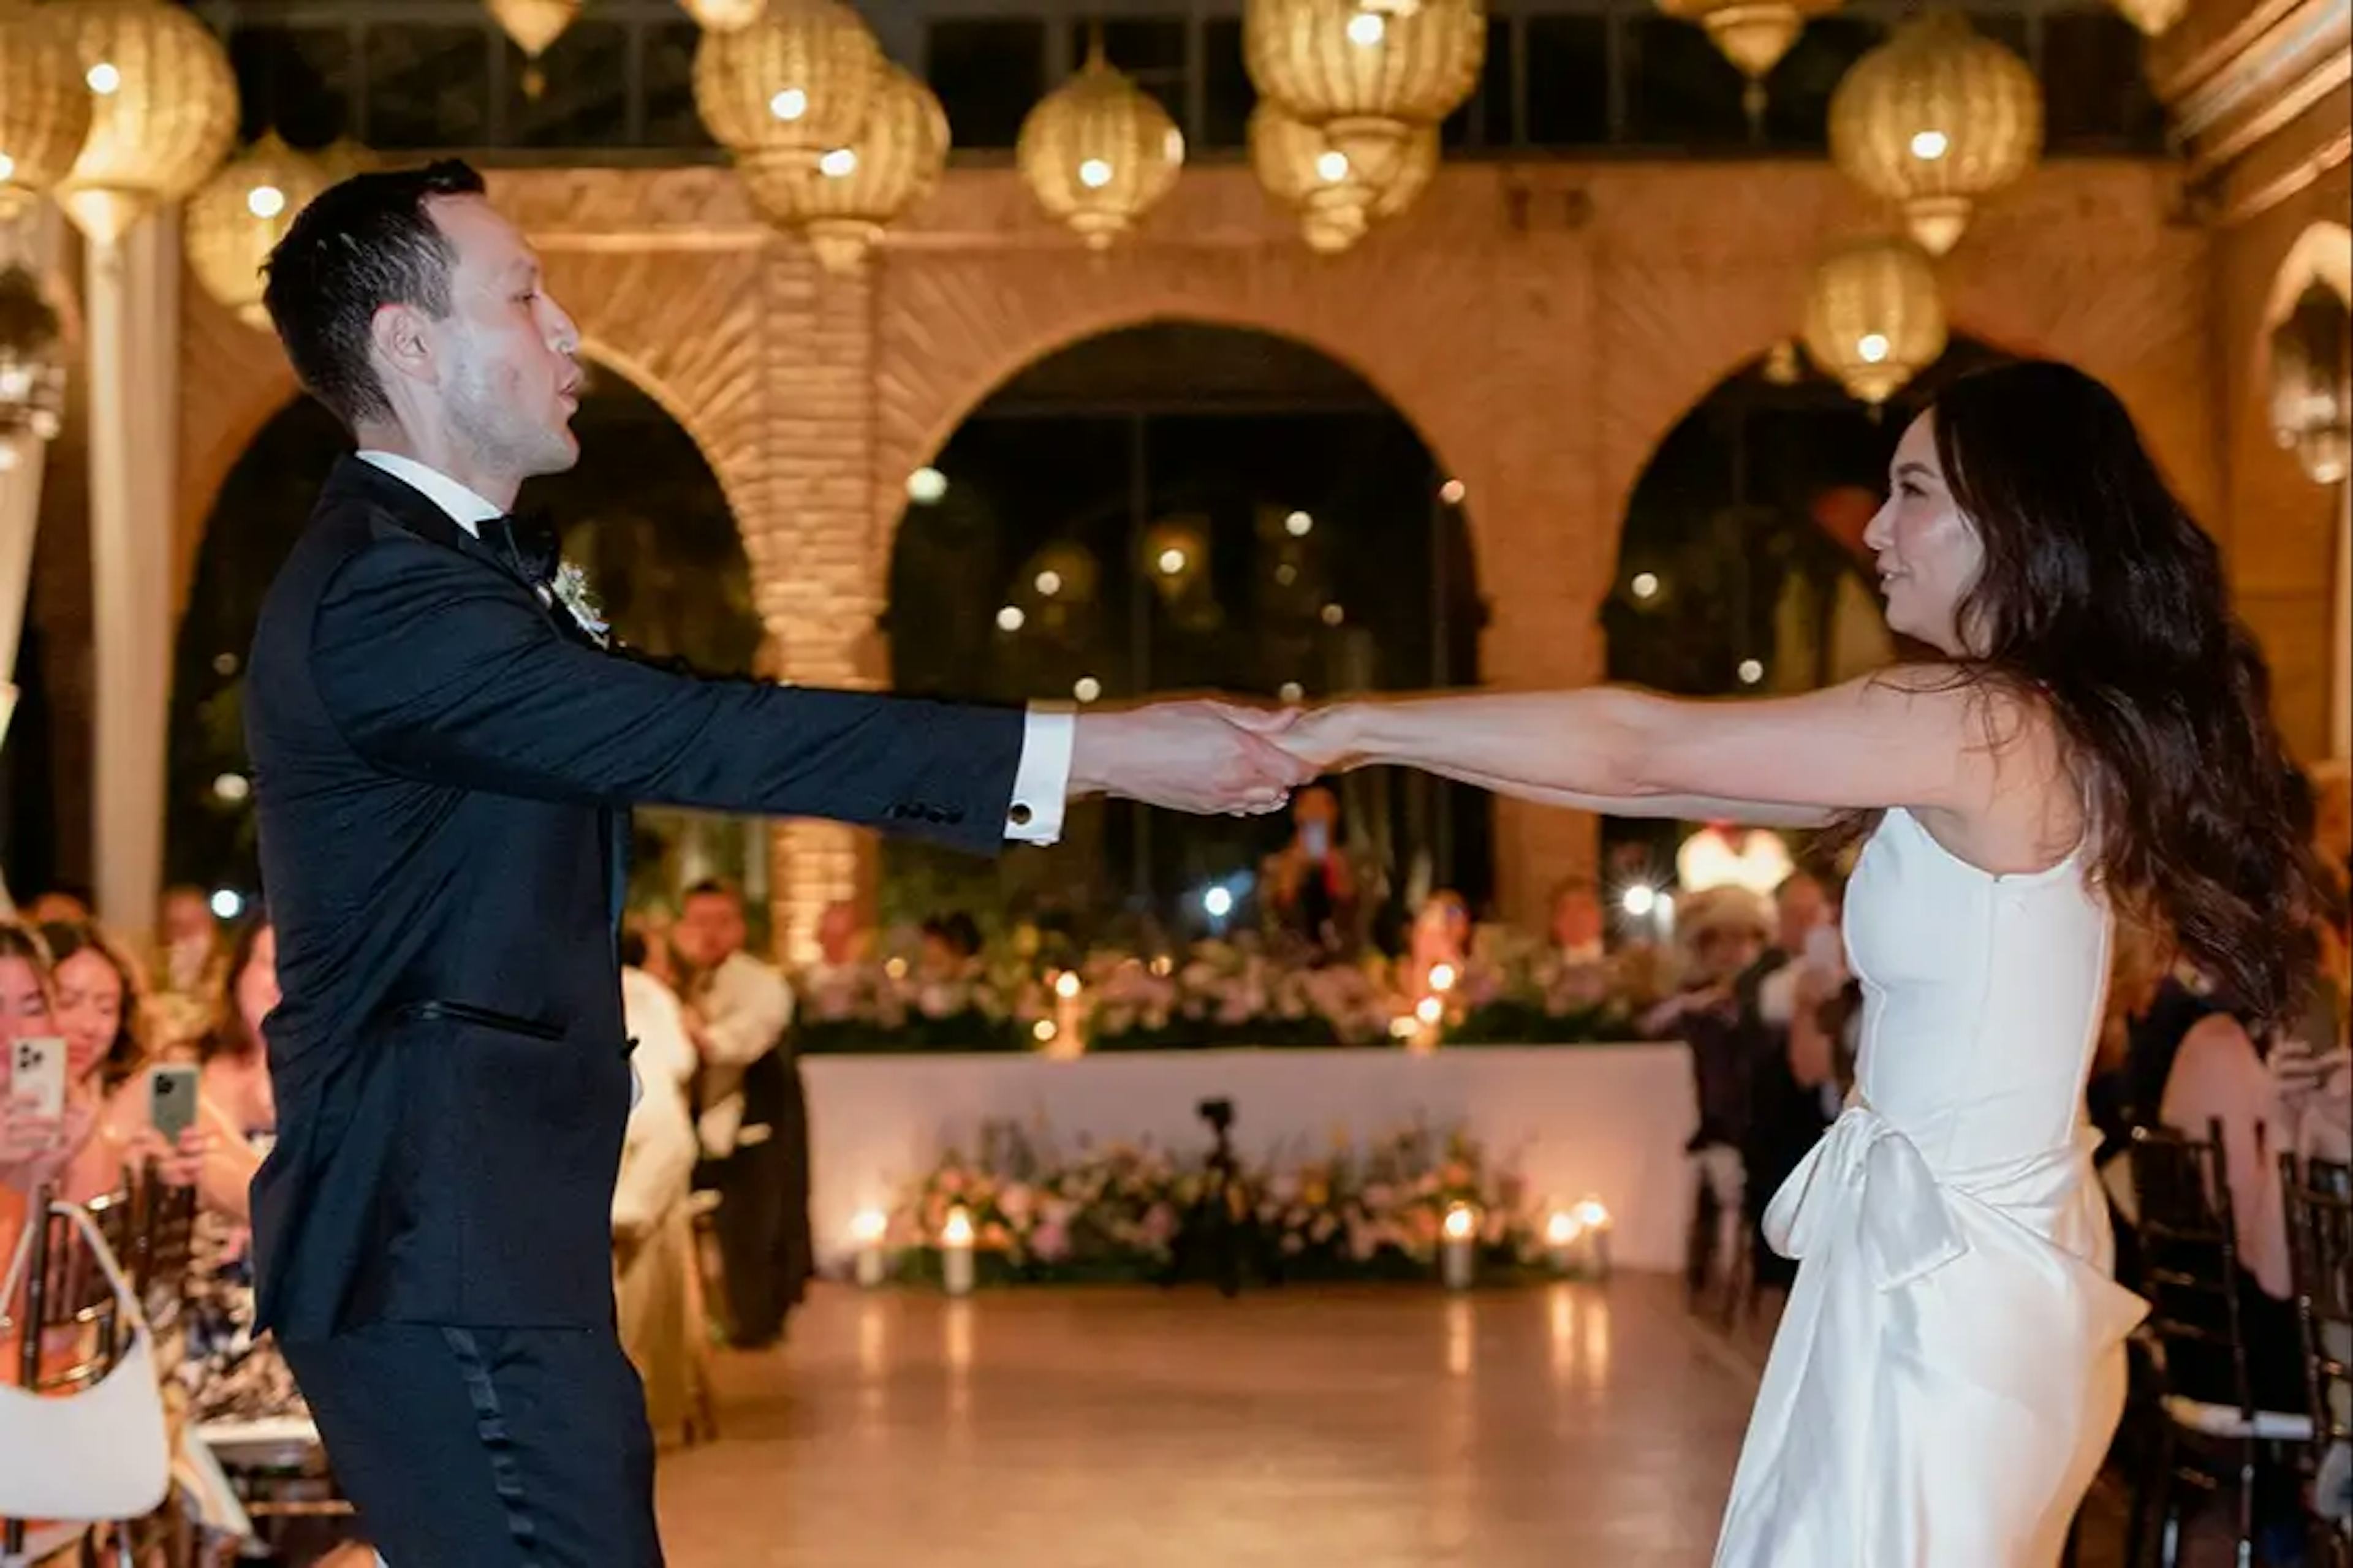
(550, 560, 611, 648)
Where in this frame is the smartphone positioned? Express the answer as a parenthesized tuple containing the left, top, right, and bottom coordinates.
(7, 1037, 67, 1118)
(150, 1062, 201, 1145)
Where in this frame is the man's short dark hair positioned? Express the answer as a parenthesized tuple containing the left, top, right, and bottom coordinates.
(682, 879, 743, 910)
(261, 159, 487, 430)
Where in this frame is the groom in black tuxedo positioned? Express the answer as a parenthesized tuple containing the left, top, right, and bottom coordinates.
(243, 159, 1307, 1566)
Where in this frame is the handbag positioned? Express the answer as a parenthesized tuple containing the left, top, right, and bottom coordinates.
(0, 1199, 172, 1521)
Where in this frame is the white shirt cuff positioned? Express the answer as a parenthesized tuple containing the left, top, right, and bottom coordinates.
(1008, 706, 1075, 844)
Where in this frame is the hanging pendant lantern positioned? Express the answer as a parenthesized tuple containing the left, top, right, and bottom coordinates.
(1017, 39, 1184, 250)
(1829, 12, 2042, 257)
(186, 134, 334, 327)
(0, 0, 96, 219)
(694, 0, 884, 171)
(738, 63, 950, 275)
(1248, 102, 1435, 253)
(1244, 0, 1483, 192)
(1802, 234, 1947, 407)
(680, 0, 770, 28)
(1655, 0, 1841, 122)
(54, 0, 240, 248)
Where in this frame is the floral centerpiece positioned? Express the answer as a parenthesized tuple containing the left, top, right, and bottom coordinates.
(871, 1116, 1585, 1288)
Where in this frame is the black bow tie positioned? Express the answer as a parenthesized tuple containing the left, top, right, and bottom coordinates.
(485, 508, 560, 588)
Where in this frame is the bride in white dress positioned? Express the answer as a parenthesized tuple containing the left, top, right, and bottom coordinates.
(1264, 361, 2323, 1565)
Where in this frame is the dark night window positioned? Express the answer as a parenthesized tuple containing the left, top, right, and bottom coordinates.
(228, 25, 354, 150)
(1521, 15, 1609, 148)
(2041, 9, 2166, 151)
(641, 19, 715, 150)
(1202, 18, 1252, 151)
(1759, 15, 1885, 149)
(361, 25, 492, 150)
(927, 19, 1047, 150)
(1069, 18, 1189, 131)
(1626, 15, 1750, 148)
(1443, 18, 1520, 151)
(509, 21, 631, 150)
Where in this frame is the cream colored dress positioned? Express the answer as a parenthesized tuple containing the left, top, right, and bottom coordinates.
(1714, 808, 2149, 1567)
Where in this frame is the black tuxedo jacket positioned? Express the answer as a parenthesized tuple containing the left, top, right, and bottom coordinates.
(244, 456, 1023, 1339)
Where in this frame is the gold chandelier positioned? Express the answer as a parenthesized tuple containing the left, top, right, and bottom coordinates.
(1244, 0, 1483, 191)
(738, 63, 949, 274)
(1655, 0, 1841, 119)
(1248, 102, 1435, 253)
(53, 0, 240, 247)
(1017, 41, 1184, 250)
(1802, 234, 1947, 406)
(693, 0, 884, 170)
(186, 134, 333, 327)
(0, 0, 94, 218)
(1829, 13, 2042, 257)
(485, 0, 579, 98)
(679, 0, 769, 28)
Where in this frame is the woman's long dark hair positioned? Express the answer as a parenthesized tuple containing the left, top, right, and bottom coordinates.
(1928, 360, 2321, 1027)
(200, 916, 273, 1064)
(37, 920, 150, 1091)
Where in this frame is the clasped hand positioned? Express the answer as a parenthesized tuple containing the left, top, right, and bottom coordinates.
(1066, 699, 1371, 815)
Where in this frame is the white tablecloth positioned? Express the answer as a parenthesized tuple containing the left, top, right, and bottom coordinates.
(801, 1044, 1698, 1273)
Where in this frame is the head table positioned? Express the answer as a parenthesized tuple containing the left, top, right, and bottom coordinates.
(799, 1043, 1699, 1275)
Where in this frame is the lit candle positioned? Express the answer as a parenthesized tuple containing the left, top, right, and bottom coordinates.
(1545, 1208, 1583, 1275)
(1441, 1202, 1477, 1291)
(851, 1208, 888, 1288)
(941, 1205, 976, 1297)
(1572, 1195, 1613, 1278)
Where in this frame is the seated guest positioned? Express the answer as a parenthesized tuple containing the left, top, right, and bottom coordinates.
(2158, 1008, 2303, 1410)
(156, 884, 223, 1001)
(675, 879, 805, 1347)
(1548, 877, 1607, 964)
(798, 899, 872, 1025)
(1642, 887, 1771, 1295)
(1262, 786, 1363, 958)
(615, 931, 703, 1445)
(40, 920, 208, 1205)
(1404, 890, 1472, 999)
(1737, 873, 1838, 1292)
(178, 918, 300, 1426)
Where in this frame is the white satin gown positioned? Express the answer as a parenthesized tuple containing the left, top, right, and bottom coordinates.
(1713, 807, 2149, 1567)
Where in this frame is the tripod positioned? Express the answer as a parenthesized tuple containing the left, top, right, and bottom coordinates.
(1161, 1097, 1259, 1297)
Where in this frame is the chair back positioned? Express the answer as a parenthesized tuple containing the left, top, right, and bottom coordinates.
(1, 1188, 138, 1394)
(129, 1178, 199, 1324)
(2282, 1154, 2352, 1560)
(1, 1186, 148, 1566)
(2127, 1119, 2257, 1420)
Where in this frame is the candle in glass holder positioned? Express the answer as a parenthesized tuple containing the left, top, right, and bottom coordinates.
(1572, 1195, 1613, 1278)
(941, 1205, 977, 1297)
(1545, 1208, 1583, 1275)
(851, 1208, 888, 1288)
(1441, 1202, 1477, 1290)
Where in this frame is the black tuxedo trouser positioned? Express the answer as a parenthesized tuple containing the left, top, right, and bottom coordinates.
(282, 1321, 662, 1567)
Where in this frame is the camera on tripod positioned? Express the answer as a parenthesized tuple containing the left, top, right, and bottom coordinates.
(1196, 1097, 1234, 1134)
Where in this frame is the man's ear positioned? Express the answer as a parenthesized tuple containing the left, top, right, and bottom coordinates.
(368, 301, 434, 389)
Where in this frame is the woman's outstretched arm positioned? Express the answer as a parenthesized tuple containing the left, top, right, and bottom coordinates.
(1271, 668, 1996, 819)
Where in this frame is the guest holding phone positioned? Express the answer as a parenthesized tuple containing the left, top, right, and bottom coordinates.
(39, 922, 210, 1206)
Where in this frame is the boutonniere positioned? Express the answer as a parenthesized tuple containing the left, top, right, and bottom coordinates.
(548, 560, 610, 648)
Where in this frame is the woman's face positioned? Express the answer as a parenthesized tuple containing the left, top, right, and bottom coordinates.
(0, 955, 51, 1045)
(1863, 412, 1987, 656)
(236, 925, 281, 1041)
(52, 947, 123, 1081)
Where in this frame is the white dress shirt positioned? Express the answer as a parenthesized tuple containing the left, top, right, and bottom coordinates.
(354, 449, 1073, 840)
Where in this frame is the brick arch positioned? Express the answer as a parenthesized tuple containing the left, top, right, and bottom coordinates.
(871, 251, 1548, 608)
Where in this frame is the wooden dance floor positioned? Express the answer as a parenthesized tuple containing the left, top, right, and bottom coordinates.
(656, 1277, 1762, 1567)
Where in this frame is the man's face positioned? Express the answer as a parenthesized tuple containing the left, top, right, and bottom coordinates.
(1776, 875, 1828, 954)
(418, 195, 584, 482)
(676, 895, 746, 969)
(1552, 888, 1604, 951)
(162, 891, 213, 946)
